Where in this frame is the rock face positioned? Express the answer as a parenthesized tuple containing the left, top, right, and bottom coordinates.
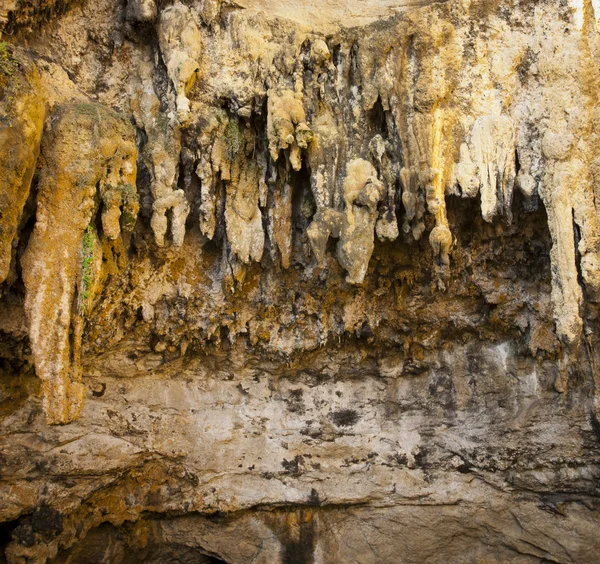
(1, 0, 600, 562)
(0, 48, 45, 284)
(21, 103, 138, 425)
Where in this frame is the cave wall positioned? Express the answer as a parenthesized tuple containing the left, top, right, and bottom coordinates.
(1, 0, 600, 562)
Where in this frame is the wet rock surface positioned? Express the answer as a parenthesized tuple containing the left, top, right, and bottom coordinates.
(1, 0, 600, 562)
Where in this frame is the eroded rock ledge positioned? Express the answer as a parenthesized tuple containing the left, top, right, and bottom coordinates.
(1, 0, 600, 562)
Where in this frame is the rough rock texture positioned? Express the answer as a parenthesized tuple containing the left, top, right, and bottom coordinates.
(2, 0, 600, 562)
(0, 48, 45, 284)
(20, 102, 138, 425)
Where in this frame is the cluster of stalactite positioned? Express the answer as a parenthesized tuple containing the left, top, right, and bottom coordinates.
(144, 1, 600, 347)
(2, 0, 600, 423)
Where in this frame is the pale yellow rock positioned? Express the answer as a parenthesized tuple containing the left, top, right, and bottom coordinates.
(267, 89, 313, 171)
(158, 1, 203, 124)
(233, 0, 443, 31)
(544, 160, 585, 345)
(195, 107, 228, 240)
(337, 159, 384, 284)
(4, 1, 600, 560)
(126, 0, 157, 22)
(469, 115, 517, 223)
(130, 49, 189, 247)
(270, 183, 293, 269)
(225, 160, 265, 264)
(21, 102, 137, 424)
(307, 208, 342, 265)
(0, 49, 45, 283)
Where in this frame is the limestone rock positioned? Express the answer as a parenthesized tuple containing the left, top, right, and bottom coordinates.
(130, 49, 188, 248)
(126, 0, 158, 23)
(225, 159, 265, 264)
(337, 159, 384, 284)
(21, 102, 137, 424)
(267, 89, 313, 171)
(2, 0, 600, 561)
(0, 48, 45, 284)
(157, 1, 203, 125)
(461, 115, 517, 223)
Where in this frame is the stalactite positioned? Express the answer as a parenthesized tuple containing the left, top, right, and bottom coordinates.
(0, 49, 45, 284)
(4, 0, 600, 426)
(130, 49, 188, 248)
(20, 103, 138, 424)
(157, 1, 203, 125)
(4, 2, 600, 562)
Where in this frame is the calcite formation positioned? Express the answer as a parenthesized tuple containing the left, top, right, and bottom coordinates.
(130, 48, 188, 248)
(337, 159, 385, 284)
(21, 103, 138, 425)
(1, 0, 600, 562)
(158, 1, 203, 125)
(0, 48, 45, 284)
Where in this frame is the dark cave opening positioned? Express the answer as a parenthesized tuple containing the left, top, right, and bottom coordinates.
(0, 519, 18, 564)
(46, 521, 230, 564)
